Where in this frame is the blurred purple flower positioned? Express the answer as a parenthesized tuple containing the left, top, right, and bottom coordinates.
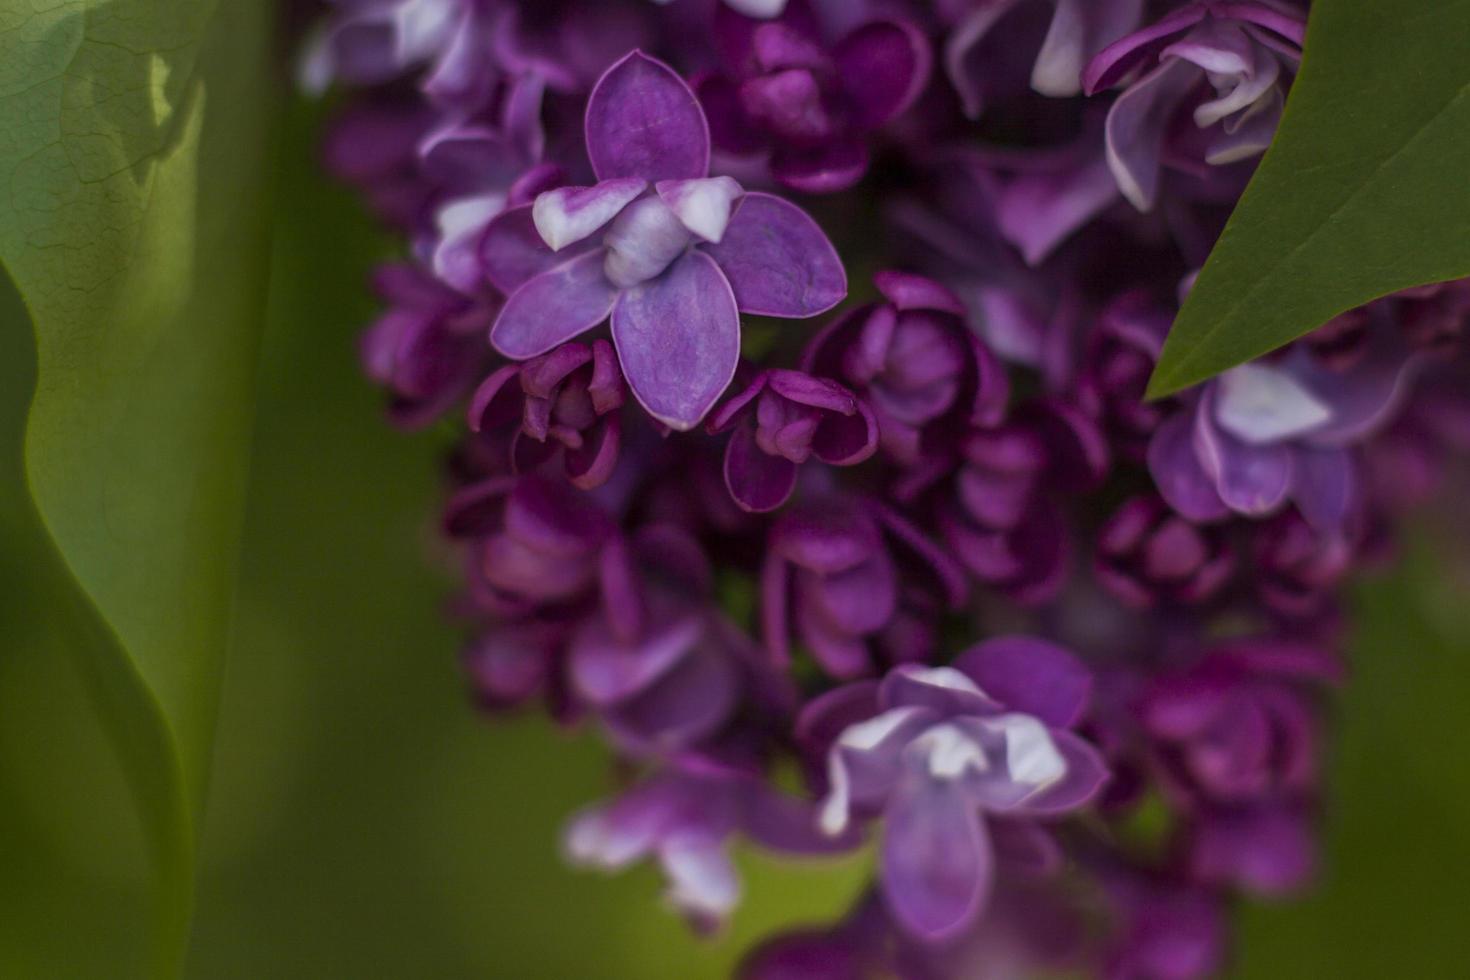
(803, 271, 1009, 471)
(1084, 1, 1306, 211)
(801, 641, 1108, 941)
(694, 0, 932, 192)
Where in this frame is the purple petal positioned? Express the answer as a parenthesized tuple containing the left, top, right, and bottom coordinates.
(769, 139, 871, 195)
(532, 178, 648, 252)
(1147, 409, 1230, 523)
(467, 364, 524, 433)
(1103, 57, 1200, 211)
(725, 424, 800, 513)
(490, 250, 619, 359)
(1289, 447, 1356, 532)
(873, 271, 965, 316)
(1009, 730, 1110, 816)
(833, 19, 932, 130)
(611, 250, 741, 431)
(797, 601, 874, 680)
(605, 643, 742, 751)
(880, 776, 992, 942)
(431, 194, 505, 294)
(570, 613, 705, 705)
(999, 156, 1121, 266)
(1213, 363, 1331, 445)
(953, 636, 1092, 728)
(1083, 5, 1207, 93)
(656, 176, 746, 243)
(1195, 389, 1294, 516)
(796, 681, 882, 755)
(990, 820, 1062, 875)
(1032, 0, 1145, 97)
(800, 555, 898, 636)
(879, 665, 998, 718)
(479, 205, 591, 295)
(585, 51, 711, 182)
(703, 192, 847, 316)
(814, 399, 879, 466)
(943, 0, 1025, 119)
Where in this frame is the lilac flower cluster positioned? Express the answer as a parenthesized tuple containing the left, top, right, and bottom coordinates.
(309, 0, 1470, 974)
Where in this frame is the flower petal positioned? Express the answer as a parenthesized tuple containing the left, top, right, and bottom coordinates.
(585, 50, 711, 182)
(1214, 362, 1332, 445)
(953, 636, 1092, 728)
(532, 178, 648, 252)
(833, 19, 932, 130)
(880, 775, 992, 942)
(656, 176, 745, 243)
(725, 423, 800, 513)
(611, 250, 741, 430)
(1007, 730, 1110, 816)
(702, 192, 846, 316)
(490, 250, 619, 359)
(479, 204, 593, 295)
(1103, 57, 1200, 211)
(1147, 408, 1230, 522)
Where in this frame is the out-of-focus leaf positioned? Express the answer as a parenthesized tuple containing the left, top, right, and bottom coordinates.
(1147, 0, 1470, 397)
(0, 1, 278, 974)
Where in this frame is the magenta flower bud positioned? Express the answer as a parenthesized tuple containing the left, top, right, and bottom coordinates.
(695, 0, 932, 192)
(1095, 495, 1236, 609)
(360, 261, 492, 428)
(709, 368, 879, 512)
(468, 339, 626, 490)
(803, 271, 1009, 470)
(761, 497, 967, 679)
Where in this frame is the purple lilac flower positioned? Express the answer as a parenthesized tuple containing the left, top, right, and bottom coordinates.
(467, 339, 626, 489)
(564, 751, 848, 929)
(760, 497, 968, 679)
(482, 51, 846, 430)
(708, 368, 878, 512)
(1083, 1, 1307, 211)
(942, 0, 1145, 117)
(1095, 494, 1236, 609)
(360, 262, 492, 427)
(1148, 328, 1419, 531)
(802, 271, 1009, 472)
(800, 642, 1108, 940)
(692, 0, 932, 192)
(1142, 638, 1342, 894)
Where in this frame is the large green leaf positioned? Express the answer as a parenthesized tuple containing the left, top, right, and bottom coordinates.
(0, 1, 277, 975)
(1147, 0, 1470, 397)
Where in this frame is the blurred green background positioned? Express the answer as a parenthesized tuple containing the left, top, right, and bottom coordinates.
(4, 98, 1470, 979)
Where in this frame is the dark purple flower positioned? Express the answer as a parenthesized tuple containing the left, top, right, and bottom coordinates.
(360, 261, 492, 427)
(1095, 495, 1236, 609)
(708, 369, 879, 512)
(800, 641, 1109, 941)
(1147, 331, 1419, 531)
(1252, 509, 1358, 618)
(444, 475, 616, 616)
(1142, 638, 1342, 806)
(761, 497, 968, 679)
(940, 403, 1107, 605)
(1076, 290, 1174, 462)
(468, 339, 626, 490)
(942, 0, 1145, 116)
(1101, 866, 1228, 980)
(1083, 2, 1307, 211)
(564, 751, 852, 929)
(482, 51, 847, 430)
(802, 271, 1009, 471)
(694, 0, 932, 193)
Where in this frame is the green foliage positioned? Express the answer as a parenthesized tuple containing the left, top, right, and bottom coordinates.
(1148, 0, 1470, 397)
(0, 2, 278, 974)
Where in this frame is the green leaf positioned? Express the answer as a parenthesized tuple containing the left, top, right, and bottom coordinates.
(1147, 0, 1470, 398)
(0, 1, 278, 974)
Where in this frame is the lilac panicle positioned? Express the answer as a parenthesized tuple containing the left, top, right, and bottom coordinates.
(308, 0, 1470, 975)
